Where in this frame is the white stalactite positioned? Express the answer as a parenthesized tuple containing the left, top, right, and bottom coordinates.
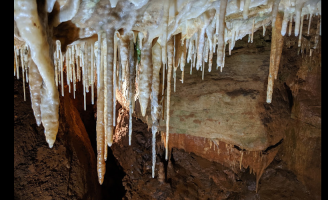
(180, 38, 187, 83)
(151, 42, 162, 178)
(128, 32, 135, 146)
(281, 10, 289, 36)
(95, 32, 106, 185)
(106, 31, 114, 148)
(294, 2, 305, 37)
(113, 31, 119, 127)
(14, 0, 59, 148)
(165, 37, 174, 161)
(139, 38, 153, 117)
(91, 43, 94, 105)
(29, 59, 42, 126)
(196, 28, 206, 71)
(307, 13, 312, 35)
(243, 0, 251, 20)
(298, 15, 304, 47)
(216, 0, 228, 68)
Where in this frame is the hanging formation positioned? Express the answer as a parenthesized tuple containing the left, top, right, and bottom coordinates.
(14, 0, 321, 186)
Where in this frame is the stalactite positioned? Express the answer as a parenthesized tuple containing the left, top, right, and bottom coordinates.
(298, 15, 304, 47)
(288, 14, 293, 36)
(165, 37, 174, 161)
(15, 47, 20, 79)
(119, 34, 129, 85)
(77, 44, 81, 82)
(82, 43, 87, 110)
(216, 0, 228, 68)
(57, 42, 64, 97)
(187, 37, 193, 64)
(87, 44, 92, 94)
(14, 47, 17, 77)
(274, 31, 284, 80)
(308, 13, 312, 35)
(106, 31, 114, 148)
(215, 11, 219, 36)
(101, 34, 108, 155)
(173, 35, 176, 91)
(204, 37, 209, 63)
(202, 53, 205, 80)
(243, 0, 251, 20)
(281, 10, 289, 36)
(221, 42, 226, 72)
(174, 33, 181, 92)
(256, 155, 267, 193)
(69, 46, 74, 89)
(161, 0, 170, 67)
(91, 43, 94, 105)
(314, 17, 320, 49)
(128, 33, 135, 146)
(19, 48, 23, 94)
(113, 31, 119, 126)
(54, 52, 58, 87)
(139, 37, 153, 117)
(192, 39, 196, 72)
(263, 25, 266, 36)
(28, 59, 42, 126)
(96, 32, 106, 185)
(66, 48, 70, 93)
(24, 46, 29, 84)
(85, 43, 90, 94)
(196, 28, 206, 71)
(118, 42, 122, 92)
(20, 48, 26, 101)
(162, 63, 166, 97)
(229, 39, 232, 56)
(180, 38, 187, 83)
(73, 49, 76, 99)
(251, 19, 255, 43)
(161, 64, 165, 121)
(151, 42, 162, 178)
(266, 12, 283, 103)
(294, 2, 305, 37)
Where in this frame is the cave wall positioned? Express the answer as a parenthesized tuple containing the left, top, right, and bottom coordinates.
(278, 20, 321, 198)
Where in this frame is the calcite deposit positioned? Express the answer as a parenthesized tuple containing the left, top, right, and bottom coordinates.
(14, 0, 320, 198)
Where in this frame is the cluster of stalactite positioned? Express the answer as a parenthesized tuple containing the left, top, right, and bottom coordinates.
(14, 0, 321, 186)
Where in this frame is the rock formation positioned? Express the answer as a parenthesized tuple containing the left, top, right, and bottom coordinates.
(14, 0, 321, 199)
